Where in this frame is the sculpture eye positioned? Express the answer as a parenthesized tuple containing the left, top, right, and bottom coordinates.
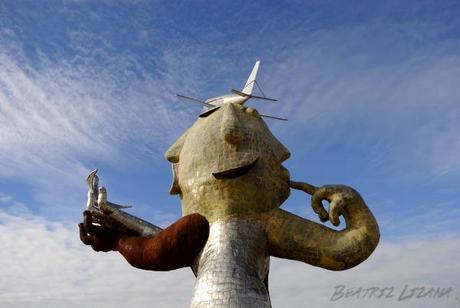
(199, 106, 221, 118)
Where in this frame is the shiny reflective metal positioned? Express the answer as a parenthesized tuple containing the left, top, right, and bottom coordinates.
(86, 170, 162, 237)
(176, 61, 288, 121)
(191, 218, 270, 307)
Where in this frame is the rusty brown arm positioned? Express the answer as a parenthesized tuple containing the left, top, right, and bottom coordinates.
(264, 181, 380, 271)
(80, 211, 209, 270)
(80, 170, 209, 272)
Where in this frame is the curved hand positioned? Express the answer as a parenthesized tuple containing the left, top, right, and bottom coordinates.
(79, 210, 120, 252)
(311, 185, 365, 227)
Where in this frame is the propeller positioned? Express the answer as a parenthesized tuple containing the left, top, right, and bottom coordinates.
(258, 114, 288, 121)
(176, 94, 287, 121)
(231, 89, 277, 101)
(176, 94, 216, 108)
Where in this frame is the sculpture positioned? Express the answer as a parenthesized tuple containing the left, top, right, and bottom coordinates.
(79, 62, 379, 307)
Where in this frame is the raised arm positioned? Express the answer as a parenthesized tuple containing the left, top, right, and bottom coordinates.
(265, 185, 379, 271)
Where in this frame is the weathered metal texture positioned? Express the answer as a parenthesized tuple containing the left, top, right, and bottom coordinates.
(191, 218, 270, 307)
(165, 103, 291, 222)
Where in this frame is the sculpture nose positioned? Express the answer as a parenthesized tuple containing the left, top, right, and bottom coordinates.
(220, 104, 244, 145)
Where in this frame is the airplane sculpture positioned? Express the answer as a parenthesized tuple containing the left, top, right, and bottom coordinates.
(177, 60, 287, 121)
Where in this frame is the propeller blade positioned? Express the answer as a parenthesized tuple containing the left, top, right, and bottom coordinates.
(176, 94, 205, 103)
(249, 95, 278, 102)
(231, 89, 250, 97)
(231, 89, 277, 101)
(260, 114, 288, 121)
(177, 94, 216, 108)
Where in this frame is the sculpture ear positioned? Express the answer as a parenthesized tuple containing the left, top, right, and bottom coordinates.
(165, 129, 189, 163)
(169, 163, 181, 195)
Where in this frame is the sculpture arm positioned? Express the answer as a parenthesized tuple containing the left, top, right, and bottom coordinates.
(80, 212, 209, 271)
(116, 213, 209, 271)
(265, 186, 379, 270)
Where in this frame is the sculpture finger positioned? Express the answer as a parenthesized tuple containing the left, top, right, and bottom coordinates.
(83, 210, 95, 230)
(83, 210, 104, 236)
(79, 222, 112, 251)
(98, 187, 107, 204)
(311, 191, 329, 222)
(328, 197, 345, 226)
(79, 223, 95, 246)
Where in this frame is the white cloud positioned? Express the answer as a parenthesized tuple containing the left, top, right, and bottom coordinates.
(270, 236, 460, 308)
(0, 204, 194, 308)
(0, 46, 192, 170)
(0, 40, 199, 214)
(0, 205, 458, 308)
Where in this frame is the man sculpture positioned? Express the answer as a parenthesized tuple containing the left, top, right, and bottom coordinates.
(79, 102, 380, 307)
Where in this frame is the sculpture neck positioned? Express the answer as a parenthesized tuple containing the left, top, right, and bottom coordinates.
(191, 217, 271, 307)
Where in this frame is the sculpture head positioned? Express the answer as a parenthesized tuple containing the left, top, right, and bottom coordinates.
(165, 103, 291, 221)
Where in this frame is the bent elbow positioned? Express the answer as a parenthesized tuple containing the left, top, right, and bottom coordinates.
(326, 227, 380, 271)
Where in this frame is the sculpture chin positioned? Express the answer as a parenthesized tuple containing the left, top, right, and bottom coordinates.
(212, 157, 259, 179)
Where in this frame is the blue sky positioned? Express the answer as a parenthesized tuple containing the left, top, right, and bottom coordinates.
(1, 1, 459, 307)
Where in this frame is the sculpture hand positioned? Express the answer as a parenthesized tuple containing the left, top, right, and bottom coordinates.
(79, 210, 121, 252)
(311, 185, 360, 226)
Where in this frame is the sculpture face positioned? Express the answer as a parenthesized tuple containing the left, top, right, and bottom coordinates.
(166, 103, 291, 220)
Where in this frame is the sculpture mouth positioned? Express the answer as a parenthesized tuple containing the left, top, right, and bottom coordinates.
(212, 157, 259, 179)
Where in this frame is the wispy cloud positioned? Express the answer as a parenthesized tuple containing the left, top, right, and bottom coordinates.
(0, 39, 201, 215)
(261, 24, 460, 181)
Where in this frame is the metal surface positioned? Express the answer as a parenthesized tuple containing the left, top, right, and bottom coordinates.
(231, 89, 278, 101)
(176, 61, 283, 120)
(191, 218, 270, 307)
(86, 170, 162, 238)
